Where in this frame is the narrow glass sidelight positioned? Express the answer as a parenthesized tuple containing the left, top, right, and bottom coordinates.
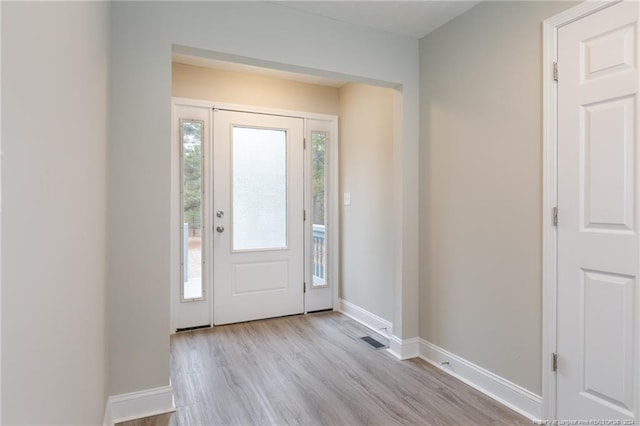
(181, 119, 204, 300)
(311, 131, 328, 287)
(232, 126, 288, 251)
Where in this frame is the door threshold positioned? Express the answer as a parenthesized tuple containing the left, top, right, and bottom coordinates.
(306, 308, 334, 314)
(176, 324, 211, 333)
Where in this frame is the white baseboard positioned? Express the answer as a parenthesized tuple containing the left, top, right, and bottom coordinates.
(316, 298, 541, 419)
(337, 298, 393, 337)
(104, 385, 175, 426)
(418, 339, 543, 422)
(388, 335, 420, 360)
(336, 298, 420, 361)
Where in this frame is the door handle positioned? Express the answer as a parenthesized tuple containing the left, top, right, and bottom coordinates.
(216, 226, 225, 233)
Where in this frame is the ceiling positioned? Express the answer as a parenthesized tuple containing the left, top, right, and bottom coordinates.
(274, 1, 481, 39)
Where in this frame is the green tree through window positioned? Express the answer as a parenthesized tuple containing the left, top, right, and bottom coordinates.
(183, 120, 202, 234)
(312, 131, 327, 225)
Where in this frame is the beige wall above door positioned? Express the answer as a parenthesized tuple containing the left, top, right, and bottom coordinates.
(172, 63, 340, 116)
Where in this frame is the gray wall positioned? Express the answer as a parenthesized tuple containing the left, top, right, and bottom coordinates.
(419, 1, 577, 395)
(339, 83, 395, 321)
(1, 2, 109, 423)
(109, 1, 419, 397)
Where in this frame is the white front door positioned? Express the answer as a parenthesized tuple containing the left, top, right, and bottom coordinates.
(213, 110, 305, 325)
(557, 0, 639, 421)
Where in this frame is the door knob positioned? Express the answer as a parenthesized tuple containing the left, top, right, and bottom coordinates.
(216, 226, 225, 233)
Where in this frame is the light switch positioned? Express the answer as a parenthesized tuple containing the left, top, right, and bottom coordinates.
(344, 192, 351, 206)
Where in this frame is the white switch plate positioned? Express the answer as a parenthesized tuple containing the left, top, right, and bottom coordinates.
(344, 192, 351, 206)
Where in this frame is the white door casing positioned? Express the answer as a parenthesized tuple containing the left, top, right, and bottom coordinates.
(556, 0, 639, 421)
(213, 110, 305, 325)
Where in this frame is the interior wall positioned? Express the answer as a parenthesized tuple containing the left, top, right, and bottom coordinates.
(1, 2, 109, 424)
(109, 1, 419, 397)
(339, 83, 395, 322)
(172, 62, 340, 115)
(419, 1, 578, 395)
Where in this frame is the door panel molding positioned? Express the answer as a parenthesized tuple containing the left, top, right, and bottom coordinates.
(542, 0, 637, 421)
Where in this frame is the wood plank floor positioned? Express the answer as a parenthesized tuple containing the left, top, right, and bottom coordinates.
(120, 312, 529, 426)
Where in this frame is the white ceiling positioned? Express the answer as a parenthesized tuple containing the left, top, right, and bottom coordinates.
(275, 1, 481, 40)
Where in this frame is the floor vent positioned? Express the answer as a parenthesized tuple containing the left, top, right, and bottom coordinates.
(361, 336, 388, 350)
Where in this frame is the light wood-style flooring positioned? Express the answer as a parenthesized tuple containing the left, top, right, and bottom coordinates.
(119, 312, 528, 425)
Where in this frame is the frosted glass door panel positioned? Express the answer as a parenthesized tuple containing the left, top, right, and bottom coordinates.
(232, 126, 287, 250)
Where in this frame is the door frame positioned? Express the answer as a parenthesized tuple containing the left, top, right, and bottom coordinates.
(541, 0, 625, 420)
(170, 97, 339, 332)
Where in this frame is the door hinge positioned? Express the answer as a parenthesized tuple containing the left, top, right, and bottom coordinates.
(304, 210, 306, 221)
(303, 138, 306, 149)
(303, 282, 306, 293)
(553, 62, 558, 82)
(552, 352, 558, 372)
(553, 207, 558, 227)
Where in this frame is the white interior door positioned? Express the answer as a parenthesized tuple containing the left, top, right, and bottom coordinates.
(557, 0, 639, 420)
(171, 103, 212, 331)
(213, 110, 304, 325)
